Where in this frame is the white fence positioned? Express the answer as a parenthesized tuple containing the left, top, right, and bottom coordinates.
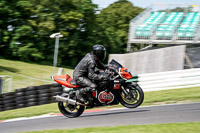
(137, 68, 200, 92)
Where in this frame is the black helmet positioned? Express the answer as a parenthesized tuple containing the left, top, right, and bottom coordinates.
(93, 45, 106, 61)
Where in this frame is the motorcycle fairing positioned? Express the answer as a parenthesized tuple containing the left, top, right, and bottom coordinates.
(113, 84, 120, 89)
(53, 74, 80, 88)
(125, 75, 139, 83)
(120, 68, 133, 79)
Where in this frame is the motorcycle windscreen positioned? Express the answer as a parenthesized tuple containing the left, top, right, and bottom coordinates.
(109, 59, 123, 70)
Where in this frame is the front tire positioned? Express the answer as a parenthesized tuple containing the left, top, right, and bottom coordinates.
(58, 93, 85, 118)
(118, 84, 144, 108)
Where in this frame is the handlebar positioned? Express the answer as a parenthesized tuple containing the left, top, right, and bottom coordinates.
(107, 66, 118, 74)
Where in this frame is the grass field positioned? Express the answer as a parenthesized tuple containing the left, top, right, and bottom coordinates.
(0, 58, 73, 91)
(20, 122, 200, 133)
(0, 86, 200, 120)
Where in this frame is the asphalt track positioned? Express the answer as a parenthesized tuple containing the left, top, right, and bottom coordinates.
(0, 103, 200, 133)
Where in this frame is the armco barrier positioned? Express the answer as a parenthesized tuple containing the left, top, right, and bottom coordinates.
(138, 68, 200, 92)
(0, 83, 62, 112)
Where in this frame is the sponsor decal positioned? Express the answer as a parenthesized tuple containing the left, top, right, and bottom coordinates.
(98, 91, 114, 104)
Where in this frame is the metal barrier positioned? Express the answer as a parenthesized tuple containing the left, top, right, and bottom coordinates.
(137, 68, 200, 92)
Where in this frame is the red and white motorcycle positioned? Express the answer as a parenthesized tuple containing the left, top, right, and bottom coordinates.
(52, 59, 144, 118)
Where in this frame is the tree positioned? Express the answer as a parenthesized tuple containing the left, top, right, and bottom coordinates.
(95, 0, 143, 55)
(0, 0, 98, 67)
(0, 0, 19, 57)
(0, 0, 143, 67)
(160, 7, 192, 12)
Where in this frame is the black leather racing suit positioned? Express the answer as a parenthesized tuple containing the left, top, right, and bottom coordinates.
(73, 53, 106, 89)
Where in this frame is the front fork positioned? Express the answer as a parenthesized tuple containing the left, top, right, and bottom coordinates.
(121, 86, 129, 96)
(121, 83, 137, 99)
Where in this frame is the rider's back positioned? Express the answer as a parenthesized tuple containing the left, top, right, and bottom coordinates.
(73, 53, 95, 79)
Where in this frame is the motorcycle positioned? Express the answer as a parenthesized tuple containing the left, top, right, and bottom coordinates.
(52, 59, 144, 118)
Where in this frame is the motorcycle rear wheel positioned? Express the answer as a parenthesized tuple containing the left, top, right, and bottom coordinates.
(118, 84, 144, 108)
(58, 94, 85, 118)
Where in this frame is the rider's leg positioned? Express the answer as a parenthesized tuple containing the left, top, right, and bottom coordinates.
(75, 77, 97, 103)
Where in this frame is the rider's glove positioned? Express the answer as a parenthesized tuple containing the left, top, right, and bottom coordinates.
(100, 72, 111, 80)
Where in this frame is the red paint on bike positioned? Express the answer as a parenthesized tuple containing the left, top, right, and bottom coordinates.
(120, 68, 133, 79)
(53, 74, 80, 88)
(114, 84, 120, 89)
(92, 90, 97, 98)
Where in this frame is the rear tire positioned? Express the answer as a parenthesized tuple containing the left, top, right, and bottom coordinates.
(58, 93, 84, 118)
(118, 84, 144, 108)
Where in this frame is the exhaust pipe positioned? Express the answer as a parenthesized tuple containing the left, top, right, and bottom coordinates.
(53, 95, 85, 106)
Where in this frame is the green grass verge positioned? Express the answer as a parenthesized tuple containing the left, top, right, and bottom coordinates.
(0, 87, 200, 121)
(0, 58, 73, 91)
(0, 103, 59, 120)
(19, 122, 200, 133)
(143, 86, 200, 105)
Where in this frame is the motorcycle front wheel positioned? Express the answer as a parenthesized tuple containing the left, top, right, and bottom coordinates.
(58, 93, 85, 118)
(118, 84, 144, 108)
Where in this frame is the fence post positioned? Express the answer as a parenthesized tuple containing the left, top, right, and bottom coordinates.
(0, 77, 3, 94)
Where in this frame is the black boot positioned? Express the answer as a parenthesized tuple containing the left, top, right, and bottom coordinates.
(76, 87, 91, 103)
(76, 89, 85, 103)
(86, 92, 94, 109)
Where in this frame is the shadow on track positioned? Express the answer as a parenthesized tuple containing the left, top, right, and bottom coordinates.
(80, 109, 150, 118)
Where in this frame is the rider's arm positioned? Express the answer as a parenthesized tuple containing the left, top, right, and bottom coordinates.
(88, 63, 102, 80)
(88, 62, 110, 80)
(96, 61, 107, 70)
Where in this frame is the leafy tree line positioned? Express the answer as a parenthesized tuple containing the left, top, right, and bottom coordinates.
(160, 7, 192, 12)
(0, 0, 143, 67)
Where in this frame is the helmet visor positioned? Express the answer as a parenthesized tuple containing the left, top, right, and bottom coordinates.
(93, 50, 106, 61)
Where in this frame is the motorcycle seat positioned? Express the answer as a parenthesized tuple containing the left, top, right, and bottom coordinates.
(70, 79, 77, 85)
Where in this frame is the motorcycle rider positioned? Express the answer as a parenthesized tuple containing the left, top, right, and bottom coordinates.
(73, 44, 109, 104)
